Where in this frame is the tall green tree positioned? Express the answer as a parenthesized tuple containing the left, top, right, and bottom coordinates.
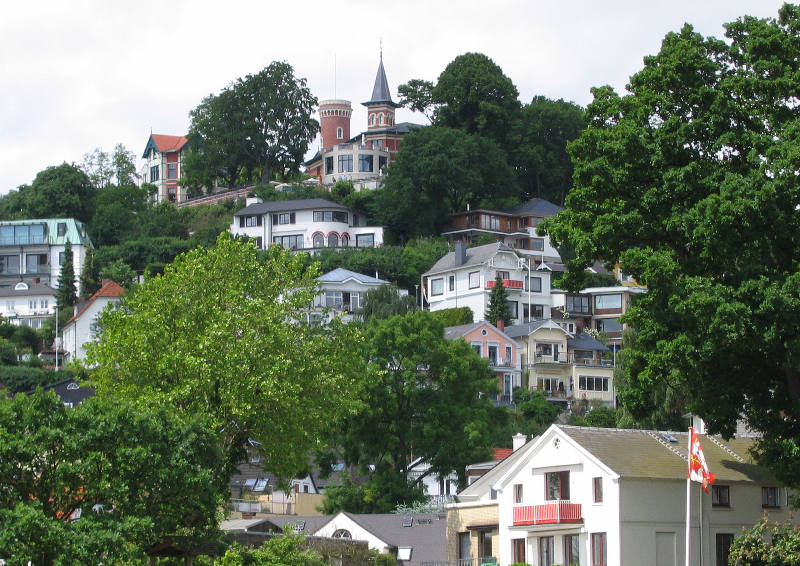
(541, 5, 800, 489)
(56, 241, 77, 309)
(486, 274, 513, 326)
(323, 312, 496, 512)
(516, 96, 586, 206)
(79, 246, 101, 300)
(186, 61, 318, 188)
(0, 390, 224, 565)
(380, 127, 516, 241)
(430, 52, 521, 152)
(88, 234, 360, 480)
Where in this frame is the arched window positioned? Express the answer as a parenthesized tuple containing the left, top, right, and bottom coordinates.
(328, 233, 339, 248)
(341, 233, 349, 247)
(336, 127, 343, 139)
(332, 529, 351, 539)
(379, 113, 385, 125)
(370, 114, 376, 126)
(313, 233, 324, 249)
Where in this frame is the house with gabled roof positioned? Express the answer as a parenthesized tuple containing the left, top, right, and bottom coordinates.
(444, 321, 521, 406)
(423, 242, 554, 325)
(140, 133, 189, 203)
(311, 268, 394, 322)
(455, 424, 796, 566)
(505, 320, 614, 406)
(61, 279, 124, 363)
(315, 511, 447, 566)
(0, 281, 56, 330)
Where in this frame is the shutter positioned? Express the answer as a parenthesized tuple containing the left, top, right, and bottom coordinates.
(239, 217, 244, 228)
(272, 214, 278, 225)
(290, 213, 296, 224)
(257, 215, 262, 226)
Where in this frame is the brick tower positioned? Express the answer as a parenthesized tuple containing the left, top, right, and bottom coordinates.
(319, 99, 352, 150)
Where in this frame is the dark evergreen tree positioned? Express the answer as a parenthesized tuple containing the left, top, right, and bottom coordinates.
(56, 242, 77, 309)
(486, 274, 513, 326)
(79, 247, 101, 300)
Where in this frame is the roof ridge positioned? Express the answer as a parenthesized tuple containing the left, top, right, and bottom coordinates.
(645, 430, 688, 463)
(706, 435, 747, 464)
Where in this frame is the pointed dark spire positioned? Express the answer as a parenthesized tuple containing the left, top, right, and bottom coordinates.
(364, 54, 399, 107)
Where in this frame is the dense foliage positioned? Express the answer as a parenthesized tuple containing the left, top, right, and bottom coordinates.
(321, 311, 497, 513)
(185, 61, 318, 189)
(0, 390, 224, 565)
(88, 234, 361, 481)
(542, 5, 800, 489)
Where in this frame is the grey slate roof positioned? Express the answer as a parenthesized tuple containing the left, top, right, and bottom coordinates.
(340, 512, 446, 566)
(444, 322, 483, 340)
(423, 242, 515, 276)
(504, 198, 564, 217)
(364, 58, 398, 107)
(567, 332, 609, 351)
(504, 319, 553, 338)
(233, 198, 348, 217)
(457, 437, 537, 501)
(559, 426, 769, 483)
(317, 268, 388, 285)
(0, 282, 56, 297)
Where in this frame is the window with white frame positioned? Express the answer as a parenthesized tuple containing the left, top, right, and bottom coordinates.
(594, 294, 622, 309)
(430, 278, 444, 296)
(336, 126, 343, 139)
(579, 375, 609, 392)
(468, 271, 480, 289)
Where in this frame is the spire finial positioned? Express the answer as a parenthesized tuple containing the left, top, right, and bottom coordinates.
(380, 38, 383, 61)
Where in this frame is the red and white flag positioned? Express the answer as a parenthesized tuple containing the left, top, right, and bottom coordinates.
(688, 427, 716, 493)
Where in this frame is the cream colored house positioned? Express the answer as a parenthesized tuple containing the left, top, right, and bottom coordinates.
(505, 320, 614, 406)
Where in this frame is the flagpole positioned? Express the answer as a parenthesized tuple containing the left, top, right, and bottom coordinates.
(685, 427, 692, 566)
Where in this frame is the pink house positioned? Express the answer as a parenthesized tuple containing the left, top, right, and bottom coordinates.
(445, 321, 521, 406)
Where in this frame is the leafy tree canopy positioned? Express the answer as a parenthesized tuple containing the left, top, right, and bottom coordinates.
(0, 163, 96, 223)
(516, 96, 586, 206)
(0, 390, 224, 565)
(358, 285, 417, 322)
(88, 234, 361, 480)
(541, 5, 800, 489)
(380, 126, 516, 241)
(431, 52, 521, 151)
(186, 61, 318, 189)
(729, 516, 800, 565)
(322, 312, 496, 512)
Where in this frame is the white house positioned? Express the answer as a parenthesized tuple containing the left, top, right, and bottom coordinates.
(314, 511, 447, 566)
(0, 218, 92, 294)
(0, 281, 56, 330)
(451, 424, 796, 566)
(423, 242, 553, 324)
(311, 268, 396, 323)
(61, 279, 124, 363)
(231, 198, 384, 252)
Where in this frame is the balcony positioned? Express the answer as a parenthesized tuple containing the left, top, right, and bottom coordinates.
(513, 501, 582, 526)
(486, 279, 523, 290)
(528, 353, 613, 367)
(488, 356, 514, 368)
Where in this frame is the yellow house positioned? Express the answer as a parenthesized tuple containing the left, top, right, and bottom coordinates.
(505, 320, 615, 406)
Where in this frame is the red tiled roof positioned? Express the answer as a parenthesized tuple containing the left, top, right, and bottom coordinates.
(492, 448, 513, 461)
(151, 134, 188, 152)
(66, 279, 125, 324)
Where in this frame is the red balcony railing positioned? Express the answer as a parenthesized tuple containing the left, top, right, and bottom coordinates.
(486, 279, 524, 289)
(513, 501, 582, 526)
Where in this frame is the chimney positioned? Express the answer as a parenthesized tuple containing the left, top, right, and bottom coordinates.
(496, 319, 505, 332)
(512, 433, 527, 452)
(246, 195, 264, 206)
(454, 240, 466, 267)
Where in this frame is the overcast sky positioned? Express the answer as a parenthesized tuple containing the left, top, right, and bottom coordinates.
(0, 0, 788, 194)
